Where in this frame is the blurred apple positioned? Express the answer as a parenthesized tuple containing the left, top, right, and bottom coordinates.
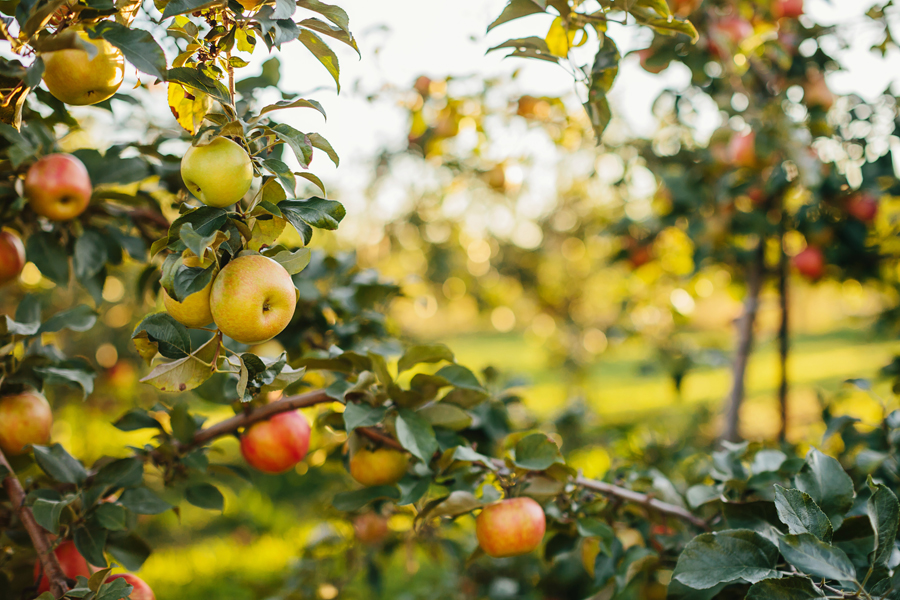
(793, 246, 825, 280)
(0, 230, 25, 285)
(107, 574, 155, 600)
(181, 137, 253, 208)
(349, 447, 409, 486)
(803, 68, 834, 110)
(846, 193, 878, 223)
(727, 130, 756, 167)
(0, 390, 52, 455)
(240, 411, 311, 473)
(42, 30, 124, 105)
(354, 512, 390, 545)
(669, 0, 702, 17)
(476, 497, 546, 558)
(25, 153, 93, 221)
(773, 0, 803, 19)
(34, 541, 92, 593)
(709, 16, 753, 57)
(636, 49, 669, 74)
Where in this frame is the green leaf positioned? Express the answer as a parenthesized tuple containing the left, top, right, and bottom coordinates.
(33, 444, 87, 485)
(278, 197, 346, 244)
(37, 305, 97, 334)
(395, 408, 438, 463)
(397, 475, 430, 505)
(417, 404, 472, 431)
(298, 17, 359, 55)
(296, 0, 350, 32)
(487, 0, 544, 32)
(161, 0, 220, 18)
(263, 246, 311, 275)
(0, 314, 40, 336)
(169, 206, 228, 241)
(398, 344, 454, 372)
(778, 534, 856, 581)
(296, 171, 326, 195)
(96, 576, 133, 600)
(93, 457, 144, 490)
(167, 66, 232, 107)
(332, 485, 400, 511)
(577, 518, 615, 553)
(422, 490, 482, 520)
(26, 232, 69, 285)
(172, 264, 215, 302)
(132, 313, 192, 360)
(672, 529, 780, 589)
(74, 523, 108, 567)
(35, 364, 95, 399)
(113, 409, 162, 431)
(105, 531, 151, 571)
(139, 335, 218, 393)
(170, 403, 198, 444)
(297, 29, 341, 92)
(746, 577, 825, 599)
(89, 22, 167, 80)
(119, 487, 172, 515)
(308, 132, 339, 166)
(514, 433, 564, 471)
(343, 402, 387, 432)
(270, 123, 313, 167)
(185, 483, 224, 511)
(451, 446, 497, 469)
(179, 222, 218, 260)
(254, 97, 327, 122)
(94, 503, 128, 531)
(795, 448, 855, 529)
(774, 485, 833, 543)
(32, 497, 70, 534)
(867, 477, 900, 567)
(73, 229, 109, 281)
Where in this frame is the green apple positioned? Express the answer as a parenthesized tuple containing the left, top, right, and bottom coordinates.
(163, 256, 214, 328)
(0, 390, 52, 455)
(180, 137, 253, 208)
(476, 497, 546, 558)
(42, 30, 124, 106)
(240, 410, 311, 473)
(24, 153, 93, 221)
(0, 230, 25, 286)
(349, 447, 409, 487)
(209, 254, 296, 344)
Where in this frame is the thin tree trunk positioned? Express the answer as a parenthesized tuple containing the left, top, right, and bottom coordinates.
(722, 246, 766, 443)
(778, 232, 789, 442)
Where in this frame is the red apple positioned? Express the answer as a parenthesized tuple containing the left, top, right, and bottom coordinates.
(354, 512, 390, 545)
(24, 154, 92, 221)
(792, 246, 825, 280)
(0, 230, 25, 286)
(727, 130, 757, 167)
(773, 0, 803, 19)
(709, 16, 753, 57)
(0, 391, 52, 455)
(107, 574, 155, 600)
(670, 0, 702, 17)
(240, 410, 311, 474)
(804, 68, 834, 110)
(637, 49, 669, 74)
(34, 541, 92, 593)
(628, 245, 653, 268)
(847, 193, 878, 223)
(748, 187, 767, 205)
(476, 497, 546, 558)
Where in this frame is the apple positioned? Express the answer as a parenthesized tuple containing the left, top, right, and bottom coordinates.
(240, 410, 310, 473)
(0, 391, 52, 455)
(0, 230, 25, 285)
(106, 574, 155, 600)
(747, 187, 767, 205)
(24, 153, 93, 221)
(163, 256, 214, 328)
(709, 16, 753, 57)
(792, 246, 825, 280)
(181, 137, 253, 208)
(727, 130, 756, 167)
(41, 30, 124, 106)
(581, 537, 601, 577)
(637, 49, 669, 74)
(847, 193, 878, 223)
(349, 447, 409, 487)
(354, 512, 390, 545)
(475, 497, 546, 558)
(414, 75, 432, 96)
(773, 0, 803, 19)
(34, 541, 92, 593)
(209, 254, 296, 345)
(804, 68, 834, 110)
(670, 0, 702, 17)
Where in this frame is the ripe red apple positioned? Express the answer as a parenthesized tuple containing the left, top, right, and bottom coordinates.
(670, 0, 702, 17)
(476, 497, 546, 558)
(24, 153, 93, 221)
(792, 246, 825, 280)
(209, 255, 297, 345)
(727, 130, 757, 168)
(0, 391, 52, 455)
(354, 512, 390, 545)
(0, 230, 26, 286)
(349, 447, 409, 487)
(773, 0, 803, 19)
(107, 574, 155, 600)
(41, 30, 124, 106)
(804, 68, 834, 110)
(240, 410, 311, 473)
(636, 49, 668, 74)
(847, 193, 878, 223)
(34, 541, 92, 593)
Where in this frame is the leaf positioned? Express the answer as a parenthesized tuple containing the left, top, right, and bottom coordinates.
(254, 97, 326, 122)
(451, 446, 497, 469)
(168, 82, 211, 134)
(795, 448, 855, 529)
(105, 531, 151, 571)
(119, 487, 172, 515)
(33, 444, 87, 485)
(417, 404, 472, 431)
(577, 518, 616, 551)
(296, 171, 327, 195)
(161, 0, 220, 18)
(867, 477, 900, 567)
(779, 534, 856, 581)
(32, 497, 70, 534)
(166, 66, 232, 107)
(298, 17, 358, 55)
(169, 403, 198, 444)
(139, 335, 218, 393)
(297, 29, 340, 92)
(89, 22, 167, 80)
(398, 344, 454, 372)
(26, 232, 69, 285)
(113, 409, 162, 431)
(487, 0, 544, 32)
(179, 222, 218, 259)
(185, 483, 224, 511)
(308, 132, 338, 166)
(332, 485, 400, 511)
(424, 490, 482, 519)
(172, 264, 215, 302)
(93, 457, 144, 490)
(264, 247, 311, 275)
(774, 485, 833, 543)
(95, 576, 133, 600)
(74, 523, 108, 567)
(514, 433, 564, 471)
(343, 402, 387, 432)
(38, 305, 97, 334)
(395, 408, 438, 463)
(270, 123, 313, 167)
(672, 529, 780, 589)
(35, 363, 95, 399)
(94, 503, 128, 530)
(0, 314, 40, 336)
(132, 313, 192, 360)
(278, 197, 346, 244)
(296, 0, 350, 32)
(745, 577, 825, 599)
(73, 229, 109, 281)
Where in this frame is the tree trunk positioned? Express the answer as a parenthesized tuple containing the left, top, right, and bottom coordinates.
(777, 233, 789, 442)
(722, 247, 765, 443)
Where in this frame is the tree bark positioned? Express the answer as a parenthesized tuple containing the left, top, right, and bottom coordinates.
(722, 246, 766, 443)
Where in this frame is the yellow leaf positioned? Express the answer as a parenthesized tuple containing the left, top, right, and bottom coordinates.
(236, 28, 256, 54)
(168, 83, 211, 135)
(248, 216, 288, 251)
(545, 17, 569, 57)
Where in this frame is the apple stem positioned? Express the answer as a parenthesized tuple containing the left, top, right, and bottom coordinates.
(0, 446, 69, 597)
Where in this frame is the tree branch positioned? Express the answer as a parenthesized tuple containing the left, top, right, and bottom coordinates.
(0, 447, 68, 598)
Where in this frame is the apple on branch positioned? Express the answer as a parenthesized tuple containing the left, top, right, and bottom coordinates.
(106, 574, 156, 600)
(792, 246, 825, 281)
(181, 137, 253, 208)
(163, 255, 215, 328)
(476, 497, 546, 558)
(349, 447, 409, 487)
(34, 541, 93, 594)
(846, 192, 878, 223)
(773, 0, 803, 19)
(727, 130, 757, 168)
(354, 512, 390, 545)
(0, 390, 52, 455)
(24, 153, 93, 221)
(41, 30, 124, 106)
(0, 229, 25, 286)
(240, 410, 311, 473)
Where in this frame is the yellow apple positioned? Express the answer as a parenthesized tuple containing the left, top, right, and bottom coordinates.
(209, 254, 296, 344)
(24, 153, 93, 221)
(0, 391, 52, 455)
(475, 497, 546, 558)
(41, 30, 124, 106)
(349, 447, 409, 487)
(181, 137, 253, 208)
(163, 256, 214, 328)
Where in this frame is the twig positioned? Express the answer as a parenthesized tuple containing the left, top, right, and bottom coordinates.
(0, 447, 68, 597)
